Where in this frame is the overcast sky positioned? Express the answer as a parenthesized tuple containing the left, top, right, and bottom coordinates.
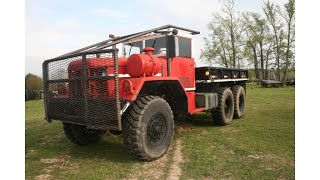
(26, 0, 286, 76)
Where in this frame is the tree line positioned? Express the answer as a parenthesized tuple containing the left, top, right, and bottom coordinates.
(25, 73, 43, 90)
(201, 0, 295, 82)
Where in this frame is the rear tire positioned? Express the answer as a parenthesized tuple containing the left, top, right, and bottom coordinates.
(63, 123, 106, 145)
(211, 87, 234, 125)
(232, 85, 246, 118)
(123, 96, 174, 161)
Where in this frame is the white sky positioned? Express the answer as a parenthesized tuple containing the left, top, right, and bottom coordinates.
(26, 0, 287, 76)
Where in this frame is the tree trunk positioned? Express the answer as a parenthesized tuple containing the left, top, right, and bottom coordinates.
(264, 44, 272, 79)
(265, 65, 269, 79)
(274, 35, 281, 81)
(265, 54, 269, 79)
(250, 43, 259, 81)
(229, 10, 236, 68)
(259, 41, 264, 80)
(222, 46, 228, 68)
(231, 32, 236, 68)
(253, 52, 259, 81)
(282, 22, 292, 83)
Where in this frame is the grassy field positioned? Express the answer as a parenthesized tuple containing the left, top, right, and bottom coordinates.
(25, 85, 294, 179)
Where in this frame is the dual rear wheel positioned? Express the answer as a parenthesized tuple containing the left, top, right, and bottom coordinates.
(211, 85, 246, 125)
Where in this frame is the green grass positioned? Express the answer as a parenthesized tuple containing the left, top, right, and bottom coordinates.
(178, 85, 295, 179)
(25, 85, 294, 179)
(25, 100, 137, 179)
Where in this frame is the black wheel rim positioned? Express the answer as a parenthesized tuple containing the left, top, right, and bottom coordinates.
(147, 113, 166, 146)
(225, 95, 232, 118)
(239, 94, 245, 112)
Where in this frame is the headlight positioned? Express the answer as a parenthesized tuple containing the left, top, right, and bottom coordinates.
(205, 71, 210, 76)
(123, 80, 134, 95)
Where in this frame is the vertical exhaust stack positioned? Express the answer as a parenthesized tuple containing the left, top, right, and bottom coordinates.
(165, 29, 179, 77)
(165, 33, 171, 77)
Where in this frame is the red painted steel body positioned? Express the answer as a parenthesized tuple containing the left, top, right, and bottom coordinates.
(67, 48, 203, 114)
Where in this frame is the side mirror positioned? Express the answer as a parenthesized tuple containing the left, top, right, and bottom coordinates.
(166, 35, 176, 58)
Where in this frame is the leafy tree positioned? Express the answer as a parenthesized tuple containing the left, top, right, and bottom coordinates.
(242, 23, 259, 80)
(201, 0, 294, 82)
(279, 0, 295, 82)
(25, 73, 43, 90)
(202, 26, 232, 67)
(263, 0, 283, 81)
(201, 0, 243, 68)
(264, 38, 274, 79)
(243, 12, 273, 80)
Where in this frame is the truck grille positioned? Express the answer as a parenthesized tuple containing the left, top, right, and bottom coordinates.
(42, 49, 121, 131)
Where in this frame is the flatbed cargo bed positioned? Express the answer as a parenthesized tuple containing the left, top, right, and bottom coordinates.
(195, 67, 248, 83)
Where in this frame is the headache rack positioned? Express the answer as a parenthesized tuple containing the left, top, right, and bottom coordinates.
(42, 49, 121, 131)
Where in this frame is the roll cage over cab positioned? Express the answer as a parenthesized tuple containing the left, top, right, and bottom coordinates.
(42, 25, 248, 161)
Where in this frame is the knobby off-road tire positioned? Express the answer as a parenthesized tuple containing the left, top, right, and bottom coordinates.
(232, 85, 246, 118)
(63, 123, 106, 145)
(123, 96, 174, 161)
(211, 87, 234, 125)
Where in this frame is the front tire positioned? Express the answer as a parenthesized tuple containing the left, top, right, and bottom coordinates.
(123, 96, 174, 161)
(63, 123, 105, 145)
(211, 87, 234, 125)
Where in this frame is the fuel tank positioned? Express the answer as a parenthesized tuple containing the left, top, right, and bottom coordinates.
(126, 47, 162, 77)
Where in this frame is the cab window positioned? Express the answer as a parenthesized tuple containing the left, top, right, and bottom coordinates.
(177, 37, 191, 58)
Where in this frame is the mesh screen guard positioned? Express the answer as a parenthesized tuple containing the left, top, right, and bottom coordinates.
(42, 49, 121, 131)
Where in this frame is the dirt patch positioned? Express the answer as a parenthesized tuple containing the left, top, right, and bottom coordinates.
(37, 156, 79, 179)
(176, 126, 194, 133)
(240, 153, 277, 164)
(35, 174, 51, 180)
(126, 139, 184, 180)
(126, 152, 170, 180)
(240, 153, 281, 171)
(167, 139, 183, 180)
(39, 134, 64, 146)
(219, 127, 240, 133)
(40, 158, 65, 164)
(26, 149, 36, 157)
(201, 177, 215, 180)
(246, 154, 276, 160)
(175, 119, 194, 133)
(261, 165, 276, 171)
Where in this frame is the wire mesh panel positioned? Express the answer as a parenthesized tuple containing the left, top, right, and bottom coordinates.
(43, 49, 121, 130)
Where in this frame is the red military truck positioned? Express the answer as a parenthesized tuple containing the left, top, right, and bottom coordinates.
(42, 25, 248, 161)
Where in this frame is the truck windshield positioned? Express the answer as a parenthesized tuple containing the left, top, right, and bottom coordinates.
(123, 36, 191, 57)
(145, 36, 166, 55)
(124, 41, 143, 57)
